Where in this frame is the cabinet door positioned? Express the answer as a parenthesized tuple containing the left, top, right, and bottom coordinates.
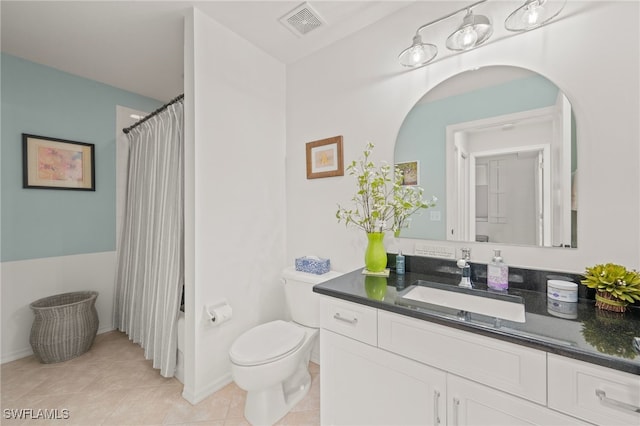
(447, 375, 588, 426)
(321, 329, 446, 426)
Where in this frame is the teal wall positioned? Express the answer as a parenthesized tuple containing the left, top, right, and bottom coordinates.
(395, 74, 560, 240)
(1, 54, 163, 261)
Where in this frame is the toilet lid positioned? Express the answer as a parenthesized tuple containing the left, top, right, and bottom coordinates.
(229, 320, 306, 366)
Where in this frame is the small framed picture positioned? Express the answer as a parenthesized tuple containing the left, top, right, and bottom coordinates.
(305, 135, 344, 179)
(22, 134, 95, 191)
(395, 161, 419, 186)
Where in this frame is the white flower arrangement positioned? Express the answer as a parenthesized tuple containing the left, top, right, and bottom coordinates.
(336, 142, 436, 235)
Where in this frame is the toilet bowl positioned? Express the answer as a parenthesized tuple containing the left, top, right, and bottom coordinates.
(230, 320, 317, 425)
(229, 267, 342, 425)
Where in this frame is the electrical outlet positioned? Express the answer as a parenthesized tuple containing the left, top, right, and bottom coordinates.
(414, 244, 456, 259)
(430, 210, 441, 221)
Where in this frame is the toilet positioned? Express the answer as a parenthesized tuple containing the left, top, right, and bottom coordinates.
(229, 267, 342, 425)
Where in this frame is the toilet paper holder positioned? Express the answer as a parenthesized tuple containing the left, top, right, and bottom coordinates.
(204, 299, 233, 326)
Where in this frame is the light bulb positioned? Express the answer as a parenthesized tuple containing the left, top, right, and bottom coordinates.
(523, 1, 544, 26)
(410, 46, 426, 64)
(506, 0, 564, 32)
(460, 27, 478, 49)
(399, 35, 437, 67)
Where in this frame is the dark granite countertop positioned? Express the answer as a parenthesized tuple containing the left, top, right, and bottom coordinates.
(313, 266, 640, 376)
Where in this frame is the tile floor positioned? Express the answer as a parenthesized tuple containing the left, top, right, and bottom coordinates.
(1, 331, 320, 425)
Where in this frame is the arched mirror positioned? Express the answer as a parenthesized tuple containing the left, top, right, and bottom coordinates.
(395, 66, 577, 248)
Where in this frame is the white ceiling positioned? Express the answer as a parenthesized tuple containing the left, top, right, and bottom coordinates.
(1, 1, 413, 101)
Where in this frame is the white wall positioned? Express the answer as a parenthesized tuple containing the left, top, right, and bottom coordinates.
(1, 252, 116, 362)
(286, 1, 640, 274)
(182, 8, 287, 403)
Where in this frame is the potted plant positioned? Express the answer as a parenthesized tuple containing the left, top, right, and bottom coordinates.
(336, 142, 436, 272)
(581, 263, 640, 312)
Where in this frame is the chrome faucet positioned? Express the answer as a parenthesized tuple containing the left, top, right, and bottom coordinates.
(457, 248, 473, 289)
(457, 310, 471, 321)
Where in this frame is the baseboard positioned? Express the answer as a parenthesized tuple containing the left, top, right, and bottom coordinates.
(1, 327, 117, 364)
(181, 372, 233, 405)
(1, 347, 33, 364)
(98, 326, 116, 335)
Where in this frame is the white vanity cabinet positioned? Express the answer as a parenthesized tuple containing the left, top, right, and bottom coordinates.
(548, 354, 640, 426)
(447, 375, 586, 425)
(320, 297, 446, 425)
(319, 296, 604, 425)
(377, 310, 547, 404)
(321, 329, 447, 426)
(319, 295, 378, 346)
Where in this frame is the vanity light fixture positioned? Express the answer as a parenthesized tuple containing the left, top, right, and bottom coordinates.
(446, 9, 493, 51)
(398, 0, 490, 68)
(398, 34, 438, 67)
(505, 0, 567, 32)
(399, 0, 567, 68)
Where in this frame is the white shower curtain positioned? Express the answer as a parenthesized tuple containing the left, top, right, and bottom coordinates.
(114, 99, 184, 377)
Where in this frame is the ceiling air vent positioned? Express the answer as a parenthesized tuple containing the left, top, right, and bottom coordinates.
(279, 2, 325, 37)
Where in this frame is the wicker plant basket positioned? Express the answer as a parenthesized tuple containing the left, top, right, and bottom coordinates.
(595, 290, 628, 313)
(29, 291, 99, 363)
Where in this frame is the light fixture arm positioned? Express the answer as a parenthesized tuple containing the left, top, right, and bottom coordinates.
(413, 0, 488, 36)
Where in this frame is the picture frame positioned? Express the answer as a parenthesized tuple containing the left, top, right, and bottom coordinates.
(22, 134, 95, 191)
(395, 161, 419, 186)
(305, 135, 344, 179)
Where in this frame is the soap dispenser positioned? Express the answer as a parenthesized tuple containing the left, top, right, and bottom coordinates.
(487, 249, 509, 291)
(457, 248, 473, 289)
(396, 251, 405, 275)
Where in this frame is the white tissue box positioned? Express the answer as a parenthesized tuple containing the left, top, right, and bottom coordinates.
(295, 256, 330, 275)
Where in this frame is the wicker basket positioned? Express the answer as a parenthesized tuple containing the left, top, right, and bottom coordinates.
(29, 291, 99, 363)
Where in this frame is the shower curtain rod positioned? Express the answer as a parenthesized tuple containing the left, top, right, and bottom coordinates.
(122, 93, 184, 134)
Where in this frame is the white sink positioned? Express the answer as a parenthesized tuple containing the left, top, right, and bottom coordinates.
(399, 282, 526, 323)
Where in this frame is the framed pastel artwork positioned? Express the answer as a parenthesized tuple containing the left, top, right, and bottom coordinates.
(305, 135, 344, 179)
(22, 134, 95, 191)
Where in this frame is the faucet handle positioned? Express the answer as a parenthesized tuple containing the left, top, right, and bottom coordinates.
(461, 248, 471, 260)
(457, 248, 470, 268)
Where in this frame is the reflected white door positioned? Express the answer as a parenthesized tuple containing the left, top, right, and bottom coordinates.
(552, 93, 573, 247)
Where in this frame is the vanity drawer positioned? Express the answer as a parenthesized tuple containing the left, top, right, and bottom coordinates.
(378, 310, 547, 404)
(548, 354, 640, 426)
(320, 296, 377, 346)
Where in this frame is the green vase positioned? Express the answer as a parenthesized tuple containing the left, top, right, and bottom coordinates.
(365, 232, 387, 272)
(365, 276, 388, 301)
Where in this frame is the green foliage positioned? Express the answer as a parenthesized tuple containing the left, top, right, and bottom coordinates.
(581, 263, 640, 304)
(336, 142, 436, 234)
(582, 311, 639, 359)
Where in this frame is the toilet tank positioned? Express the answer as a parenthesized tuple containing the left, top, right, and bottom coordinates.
(283, 267, 343, 327)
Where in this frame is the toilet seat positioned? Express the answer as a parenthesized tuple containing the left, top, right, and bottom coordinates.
(229, 320, 306, 366)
